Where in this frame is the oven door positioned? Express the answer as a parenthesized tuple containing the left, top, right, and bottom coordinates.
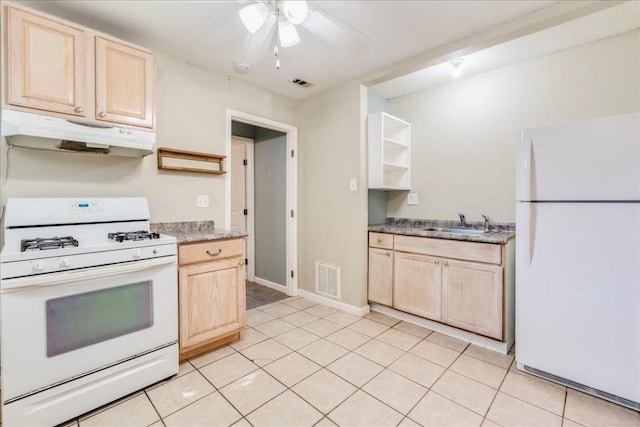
(1, 256, 178, 401)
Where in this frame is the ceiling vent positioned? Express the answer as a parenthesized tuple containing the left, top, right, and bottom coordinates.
(290, 78, 312, 88)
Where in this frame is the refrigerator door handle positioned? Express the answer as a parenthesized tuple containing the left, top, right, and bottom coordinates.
(520, 203, 535, 267)
(518, 131, 533, 201)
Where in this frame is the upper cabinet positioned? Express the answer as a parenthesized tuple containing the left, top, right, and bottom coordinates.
(95, 37, 154, 128)
(368, 112, 411, 190)
(6, 7, 87, 117)
(4, 4, 156, 130)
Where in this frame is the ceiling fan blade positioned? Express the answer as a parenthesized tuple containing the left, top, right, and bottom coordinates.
(301, 9, 367, 51)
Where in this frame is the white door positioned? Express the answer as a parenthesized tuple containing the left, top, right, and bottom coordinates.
(230, 137, 249, 232)
(516, 201, 640, 403)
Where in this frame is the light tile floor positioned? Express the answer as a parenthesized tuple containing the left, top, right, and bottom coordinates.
(61, 296, 640, 427)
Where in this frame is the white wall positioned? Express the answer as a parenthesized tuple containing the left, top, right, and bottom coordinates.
(298, 82, 369, 309)
(1, 52, 298, 224)
(386, 29, 640, 223)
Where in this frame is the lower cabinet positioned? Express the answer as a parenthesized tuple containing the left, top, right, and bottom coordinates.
(441, 259, 503, 339)
(368, 248, 393, 306)
(178, 238, 246, 360)
(369, 232, 511, 341)
(393, 252, 441, 321)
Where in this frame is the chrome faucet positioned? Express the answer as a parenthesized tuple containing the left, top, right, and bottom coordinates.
(482, 214, 490, 231)
(458, 213, 466, 228)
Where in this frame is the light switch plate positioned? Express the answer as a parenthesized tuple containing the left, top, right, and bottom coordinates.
(196, 195, 209, 208)
(407, 193, 419, 205)
(349, 178, 358, 192)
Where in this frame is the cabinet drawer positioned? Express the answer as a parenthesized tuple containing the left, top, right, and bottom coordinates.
(179, 238, 243, 265)
(394, 235, 501, 265)
(369, 232, 393, 249)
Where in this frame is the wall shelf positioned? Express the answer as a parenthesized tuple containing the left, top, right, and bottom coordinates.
(368, 112, 411, 190)
(157, 147, 226, 174)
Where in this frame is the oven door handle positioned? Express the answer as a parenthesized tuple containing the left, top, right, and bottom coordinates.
(1, 256, 177, 292)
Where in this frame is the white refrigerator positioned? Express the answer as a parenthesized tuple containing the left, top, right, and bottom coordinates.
(515, 112, 640, 411)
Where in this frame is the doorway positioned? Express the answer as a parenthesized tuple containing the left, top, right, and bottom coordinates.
(226, 110, 298, 297)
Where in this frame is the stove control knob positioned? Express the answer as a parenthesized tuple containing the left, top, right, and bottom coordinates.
(60, 258, 72, 268)
(133, 249, 143, 259)
(33, 261, 47, 272)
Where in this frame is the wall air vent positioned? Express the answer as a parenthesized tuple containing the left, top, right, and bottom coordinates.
(290, 79, 312, 88)
(315, 261, 340, 299)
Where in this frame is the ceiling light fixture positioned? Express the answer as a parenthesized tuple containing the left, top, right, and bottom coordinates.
(450, 58, 464, 78)
(239, 2, 269, 34)
(239, 1, 309, 69)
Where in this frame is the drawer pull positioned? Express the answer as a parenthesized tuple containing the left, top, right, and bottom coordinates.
(206, 249, 222, 256)
(377, 238, 382, 243)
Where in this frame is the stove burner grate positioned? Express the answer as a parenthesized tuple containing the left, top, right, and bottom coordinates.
(21, 236, 79, 252)
(108, 231, 160, 242)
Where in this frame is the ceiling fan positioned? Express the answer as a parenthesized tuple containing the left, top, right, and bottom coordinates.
(239, 0, 309, 69)
(237, 0, 367, 70)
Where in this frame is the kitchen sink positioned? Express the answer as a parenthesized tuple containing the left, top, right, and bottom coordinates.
(423, 227, 494, 235)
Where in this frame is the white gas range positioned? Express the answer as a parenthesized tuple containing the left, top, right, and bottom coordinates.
(1, 197, 179, 426)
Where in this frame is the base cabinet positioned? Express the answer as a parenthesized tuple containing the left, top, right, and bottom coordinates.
(178, 238, 246, 360)
(393, 252, 441, 320)
(441, 259, 503, 339)
(368, 248, 393, 306)
(369, 232, 511, 341)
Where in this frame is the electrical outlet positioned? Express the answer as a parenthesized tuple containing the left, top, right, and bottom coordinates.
(196, 195, 209, 208)
(349, 178, 358, 192)
(407, 193, 419, 205)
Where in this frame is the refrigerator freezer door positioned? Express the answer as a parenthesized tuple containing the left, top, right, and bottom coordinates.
(516, 202, 640, 404)
(517, 113, 639, 202)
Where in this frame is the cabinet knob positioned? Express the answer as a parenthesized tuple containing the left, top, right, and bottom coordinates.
(435, 260, 440, 264)
(98, 111, 107, 118)
(377, 238, 382, 244)
(239, 261, 245, 266)
(74, 106, 84, 113)
(443, 260, 448, 266)
(386, 252, 391, 257)
(206, 249, 222, 256)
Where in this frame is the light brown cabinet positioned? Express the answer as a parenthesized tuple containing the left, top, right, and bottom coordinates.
(441, 259, 503, 339)
(95, 37, 154, 128)
(178, 238, 246, 360)
(368, 232, 513, 342)
(368, 248, 393, 306)
(393, 251, 442, 320)
(368, 232, 394, 305)
(6, 6, 87, 116)
(4, 4, 155, 129)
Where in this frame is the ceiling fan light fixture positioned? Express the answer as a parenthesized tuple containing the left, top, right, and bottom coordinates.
(282, 0, 309, 25)
(239, 2, 269, 34)
(278, 19, 300, 47)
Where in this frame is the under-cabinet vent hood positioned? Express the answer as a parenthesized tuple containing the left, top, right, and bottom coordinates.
(1, 109, 155, 157)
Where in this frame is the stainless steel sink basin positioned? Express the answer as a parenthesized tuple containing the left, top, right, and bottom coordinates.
(423, 227, 493, 235)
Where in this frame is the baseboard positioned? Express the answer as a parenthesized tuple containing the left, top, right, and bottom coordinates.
(297, 289, 370, 316)
(253, 277, 286, 292)
(370, 303, 512, 355)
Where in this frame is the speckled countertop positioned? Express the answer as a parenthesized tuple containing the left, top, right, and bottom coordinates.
(151, 221, 248, 244)
(369, 218, 515, 244)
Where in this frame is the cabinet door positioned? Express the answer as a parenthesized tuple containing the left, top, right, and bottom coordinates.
(95, 36, 154, 128)
(442, 259, 503, 340)
(393, 252, 441, 320)
(368, 248, 393, 306)
(179, 258, 246, 349)
(6, 6, 87, 116)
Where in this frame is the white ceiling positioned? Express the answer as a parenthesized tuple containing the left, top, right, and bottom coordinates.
(16, 0, 563, 100)
(370, 1, 640, 99)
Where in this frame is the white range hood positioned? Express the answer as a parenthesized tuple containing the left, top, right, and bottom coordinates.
(1, 109, 156, 157)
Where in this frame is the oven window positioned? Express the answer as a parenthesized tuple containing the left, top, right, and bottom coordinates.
(46, 281, 153, 357)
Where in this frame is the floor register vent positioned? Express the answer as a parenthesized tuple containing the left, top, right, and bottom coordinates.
(315, 261, 340, 299)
